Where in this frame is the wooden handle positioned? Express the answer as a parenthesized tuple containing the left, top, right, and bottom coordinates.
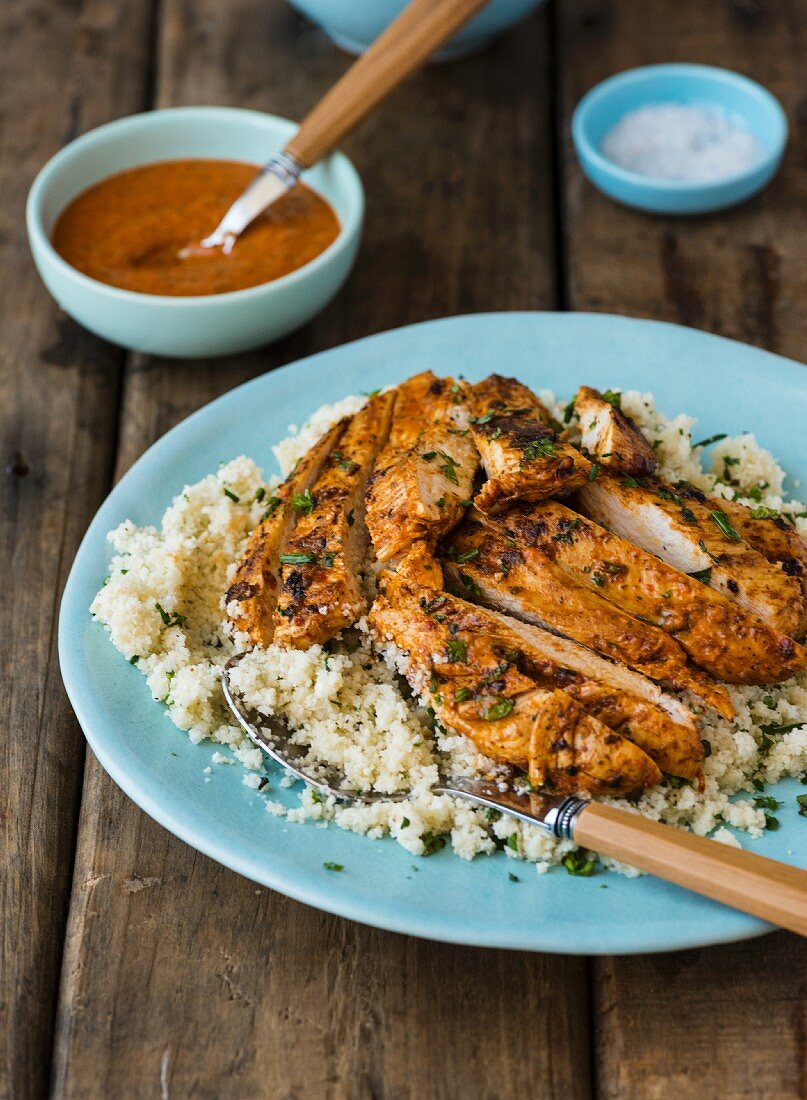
(574, 802, 807, 937)
(285, 0, 489, 167)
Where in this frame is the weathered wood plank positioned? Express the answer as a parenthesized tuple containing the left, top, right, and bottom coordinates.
(558, 0, 807, 359)
(0, 2, 154, 1097)
(53, 3, 591, 1097)
(557, 2, 807, 1096)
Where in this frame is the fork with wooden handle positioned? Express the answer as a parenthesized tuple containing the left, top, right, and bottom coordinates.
(222, 663, 807, 938)
(201, 0, 490, 251)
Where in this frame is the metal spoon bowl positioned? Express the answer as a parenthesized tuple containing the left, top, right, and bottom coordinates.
(221, 657, 586, 836)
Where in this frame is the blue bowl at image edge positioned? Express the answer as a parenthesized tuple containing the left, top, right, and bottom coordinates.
(572, 64, 788, 215)
(286, 0, 545, 59)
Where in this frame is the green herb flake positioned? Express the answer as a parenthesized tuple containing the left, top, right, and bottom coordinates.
(796, 794, 807, 818)
(323, 862, 344, 872)
(692, 433, 727, 449)
(601, 389, 622, 408)
(764, 815, 780, 831)
(129, 655, 140, 665)
(421, 832, 447, 856)
(260, 497, 282, 521)
(562, 850, 597, 876)
(456, 547, 480, 564)
(689, 566, 712, 584)
(291, 489, 315, 514)
(435, 496, 446, 509)
(223, 487, 240, 502)
(454, 686, 473, 703)
(154, 602, 187, 629)
(401, 817, 411, 829)
(710, 509, 742, 542)
(459, 572, 482, 597)
(483, 697, 515, 722)
(506, 833, 520, 853)
(445, 638, 468, 664)
(751, 506, 780, 519)
(563, 399, 576, 424)
(508, 872, 520, 883)
(254, 487, 266, 503)
(347, 508, 355, 527)
(591, 571, 606, 588)
(759, 721, 804, 737)
(279, 552, 316, 565)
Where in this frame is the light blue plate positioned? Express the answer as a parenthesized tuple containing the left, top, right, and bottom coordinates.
(59, 313, 807, 954)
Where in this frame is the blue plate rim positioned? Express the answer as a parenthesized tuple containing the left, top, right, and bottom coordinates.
(59, 311, 807, 954)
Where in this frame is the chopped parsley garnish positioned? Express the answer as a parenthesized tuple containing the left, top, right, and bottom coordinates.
(438, 451, 460, 485)
(346, 508, 355, 527)
(129, 655, 140, 665)
(459, 498, 473, 509)
(279, 552, 316, 565)
(254, 487, 266, 502)
(508, 872, 520, 882)
(692, 433, 727, 449)
(621, 475, 641, 488)
(435, 496, 446, 509)
(797, 794, 807, 818)
(591, 571, 606, 588)
(154, 602, 187, 629)
(471, 411, 495, 425)
(522, 436, 557, 463)
(562, 850, 597, 876)
(455, 547, 480, 564)
(291, 489, 315, 514)
(459, 572, 482, 596)
(752, 795, 782, 811)
(563, 398, 576, 424)
(260, 496, 282, 521)
(483, 697, 515, 721)
(421, 832, 446, 856)
(552, 519, 581, 545)
(601, 389, 621, 408)
(764, 815, 780, 831)
(759, 721, 804, 737)
(361, 388, 380, 397)
(445, 638, 468, 663)
(401, 817, 411, 828)
(588, 463, 600, 482)
(506, 833, 519, 853)
(223, 487, 240, 502)
(421, 450, 437, 461)
(688, 566, 712, 584)
(454, 686, 473, 703)
(679, 505, 697, 524)
(710, 509, 742, 542)
(323, 862, 344, 872)
(750, 506, 779, 519)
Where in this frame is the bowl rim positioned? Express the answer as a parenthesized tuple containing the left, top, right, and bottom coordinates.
(26, 105, 365, 307)
(571, 62, 789, 196)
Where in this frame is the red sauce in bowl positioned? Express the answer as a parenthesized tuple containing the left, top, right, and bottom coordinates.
(51, 159, 341, 297)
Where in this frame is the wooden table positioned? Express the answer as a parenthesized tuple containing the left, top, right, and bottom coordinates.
(4, 1, 806, 1096)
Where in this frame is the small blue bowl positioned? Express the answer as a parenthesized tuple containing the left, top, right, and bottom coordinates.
(572, 64, 788, 215)
(27, 107, 364, 358)
(287, 0, 545, 60)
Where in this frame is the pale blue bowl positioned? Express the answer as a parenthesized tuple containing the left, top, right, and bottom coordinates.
(572, 64, 788, 215)
(27, 108, 364, 358)
(287, 0, 545, 60)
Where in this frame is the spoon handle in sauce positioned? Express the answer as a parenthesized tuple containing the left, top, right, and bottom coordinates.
(284, 0, 490, 168)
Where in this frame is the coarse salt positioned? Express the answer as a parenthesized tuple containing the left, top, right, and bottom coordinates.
(602, 103, 762, 182)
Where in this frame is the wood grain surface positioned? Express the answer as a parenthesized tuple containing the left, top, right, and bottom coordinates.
(3, 0, 806, 1097)
(558, 2, 807, 1097)
(0, 2, 155, 1098)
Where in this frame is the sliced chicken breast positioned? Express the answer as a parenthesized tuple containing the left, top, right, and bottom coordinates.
(674, 484, 807, 634)
(273, 392, 395, 649)
(225, 421, 343, 647)
(443, 513, 732, 719)
(371, 573, 689, 785)
(496, 499, 807, 684)
(365, 379, 478, 562)
(575, 386, 657, 476)
(470, 374, 591, 513)
(578, 470, 805, 637)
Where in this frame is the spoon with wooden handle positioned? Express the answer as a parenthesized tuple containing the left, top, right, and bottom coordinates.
(201, 0, 489, 252)
(222, 660, 807, 938)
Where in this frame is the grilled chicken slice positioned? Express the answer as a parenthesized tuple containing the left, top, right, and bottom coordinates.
(226, 421, 343, 646)
(370, 574, 662, 792)
(369, 572, 686, 787)
(365, 378, 478, 562)
(470, 375, 591, 514)
(575, 386, 657, 476)
(578, 470, 806, 637)
(497, 499, 807, 684)
(674, 485, 807, 629)
(272, 392, 395, 649)
(444, 513, 732, 719)
(381, 370, 446, 462)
